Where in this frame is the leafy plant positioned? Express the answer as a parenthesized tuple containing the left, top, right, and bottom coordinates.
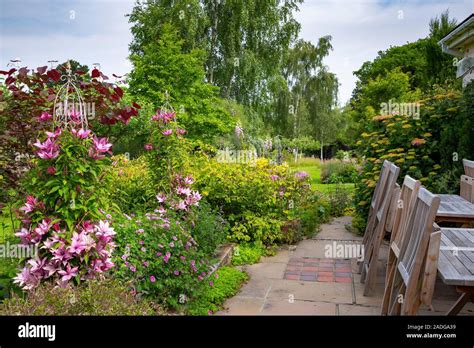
(0, 278, 158, 315)
(231, 243, 266, 266)
(187, 266, 248, 316)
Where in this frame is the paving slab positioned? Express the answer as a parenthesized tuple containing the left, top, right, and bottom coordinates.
(243, 262, 287, 280)
(261, 298, 336, 315)
(217, 296, 265, 315)
(266, 279, 353, 304)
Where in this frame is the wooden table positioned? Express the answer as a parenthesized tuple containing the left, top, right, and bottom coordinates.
(436, 194, 474, 224)
(438, 227, 474, 315)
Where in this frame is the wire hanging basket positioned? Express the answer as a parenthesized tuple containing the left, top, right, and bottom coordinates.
(52, 61, 88, 130)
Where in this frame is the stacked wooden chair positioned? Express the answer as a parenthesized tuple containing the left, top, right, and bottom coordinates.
(358, 160, 400, 296)
(382, 186, 441, 315)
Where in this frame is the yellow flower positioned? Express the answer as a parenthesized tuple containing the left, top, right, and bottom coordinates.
(411, 138, 426, 146)
(395, 158, 405, 164)
(358, 201, 368, 206)
(361, 133, 370, 138)
(423, 132, 432, 137)
(433, 164, 441, 170)
(402, 124, 412, 129)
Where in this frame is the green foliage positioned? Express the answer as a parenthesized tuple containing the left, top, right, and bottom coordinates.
(0, 279, 158, 315)
(231, 243, 266, 266)
(354, 87, 463, 232)
(187, 266, 248, 316)
(320, 160, 358, 184)
(187, 201, 228, 256)
(107, 155, 156, 213)
(128, 23, 234, 142)
(193, 158, 327, 245)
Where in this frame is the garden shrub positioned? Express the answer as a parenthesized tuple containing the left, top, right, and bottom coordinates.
(0, 278, 158, 315)
(320, 159, 358, 184)
(186, 266, 248, 315)
(192, 158, 327, 245)
(107, 155, 156, 213)
(353, 86, 465, 232)
(113, 174, 222, 308)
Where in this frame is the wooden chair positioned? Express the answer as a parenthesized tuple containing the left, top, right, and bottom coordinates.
(384, 187, 441, 315)
(359, 160, 400, 296)
(460, 175, 474, 203)
(463, 159, 474, 177)
(381, 176, 420, 314)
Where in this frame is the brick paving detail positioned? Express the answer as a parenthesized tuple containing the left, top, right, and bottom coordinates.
(283, 257, 352, 283)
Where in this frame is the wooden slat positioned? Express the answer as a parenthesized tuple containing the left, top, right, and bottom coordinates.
(421, 230, 441, 306)
(438, 228, 474, 286)
(437, 194, 474, 219)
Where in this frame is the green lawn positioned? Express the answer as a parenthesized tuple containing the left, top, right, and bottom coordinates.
(289, 158, 355, 194)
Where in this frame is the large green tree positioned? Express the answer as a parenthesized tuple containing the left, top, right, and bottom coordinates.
(128, 23, 234, 140)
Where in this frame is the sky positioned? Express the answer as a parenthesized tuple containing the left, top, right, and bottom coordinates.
(0, 0, 473, 104)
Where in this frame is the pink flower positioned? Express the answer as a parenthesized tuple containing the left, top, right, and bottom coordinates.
(235, 124, 243, 137)
(270, 175, 279, 181)
(169, 242, 175, 248)
(163, 252, 171, 263)
(184, 175, 194, 185)
(92, 136, 112, 153)
(34, 138, 60, 160)
(144, 143, 153, 151)
(58, 264, 79, 282)
(209, 281, 214, 287)
(13, 267, 39, 290)
(45, 128, 62, 139)
(176, 128, 186, 135)
(46, 166, 56, 175)
(143, 261, 149, 267)
(130, 266, 136, 272)
(174, 270, 180, 276)
(162, 129, 172, 136)
(215, 273, 219, 279)
(94, 220, 116, 242)
(295, 171, 309, 179)
(208, 310, 213, 315)
(38, 112, 52, 122)
(156, 193, 166, 203)
(71, 128, 91, 139)
(67, 232, 86, 254)
(20, 196, 38, 214)
(150, 275, 156, 282)
(69, 108, 81, 122)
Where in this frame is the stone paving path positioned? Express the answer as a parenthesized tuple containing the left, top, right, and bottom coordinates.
(218, 216, 474, 315)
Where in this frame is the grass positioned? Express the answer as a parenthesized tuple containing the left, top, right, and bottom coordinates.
(288, 157, 355, 194)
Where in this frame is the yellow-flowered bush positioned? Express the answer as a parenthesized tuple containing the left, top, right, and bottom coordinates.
(353, 85, 469, 233)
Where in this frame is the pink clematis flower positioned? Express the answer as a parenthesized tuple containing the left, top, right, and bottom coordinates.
(176, 128, 186, 135)
(34, 138, 60, 160)
(184, 175, 194, 185)
(13, 267, 39, 290)
(71, 128, 91, 139)
(162, 129, 172, 136)
(163, 252, 171, 263)
(38, 112, 52, 122)
(46, 166, 56, 175)
(144, 143, 153, 151)
(45, 128, 62, 139)
(92, 136, 112, 153)
(58, 264, 79, 282)
(20, 196, 38, 214)
(150, 275, 156, 282)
